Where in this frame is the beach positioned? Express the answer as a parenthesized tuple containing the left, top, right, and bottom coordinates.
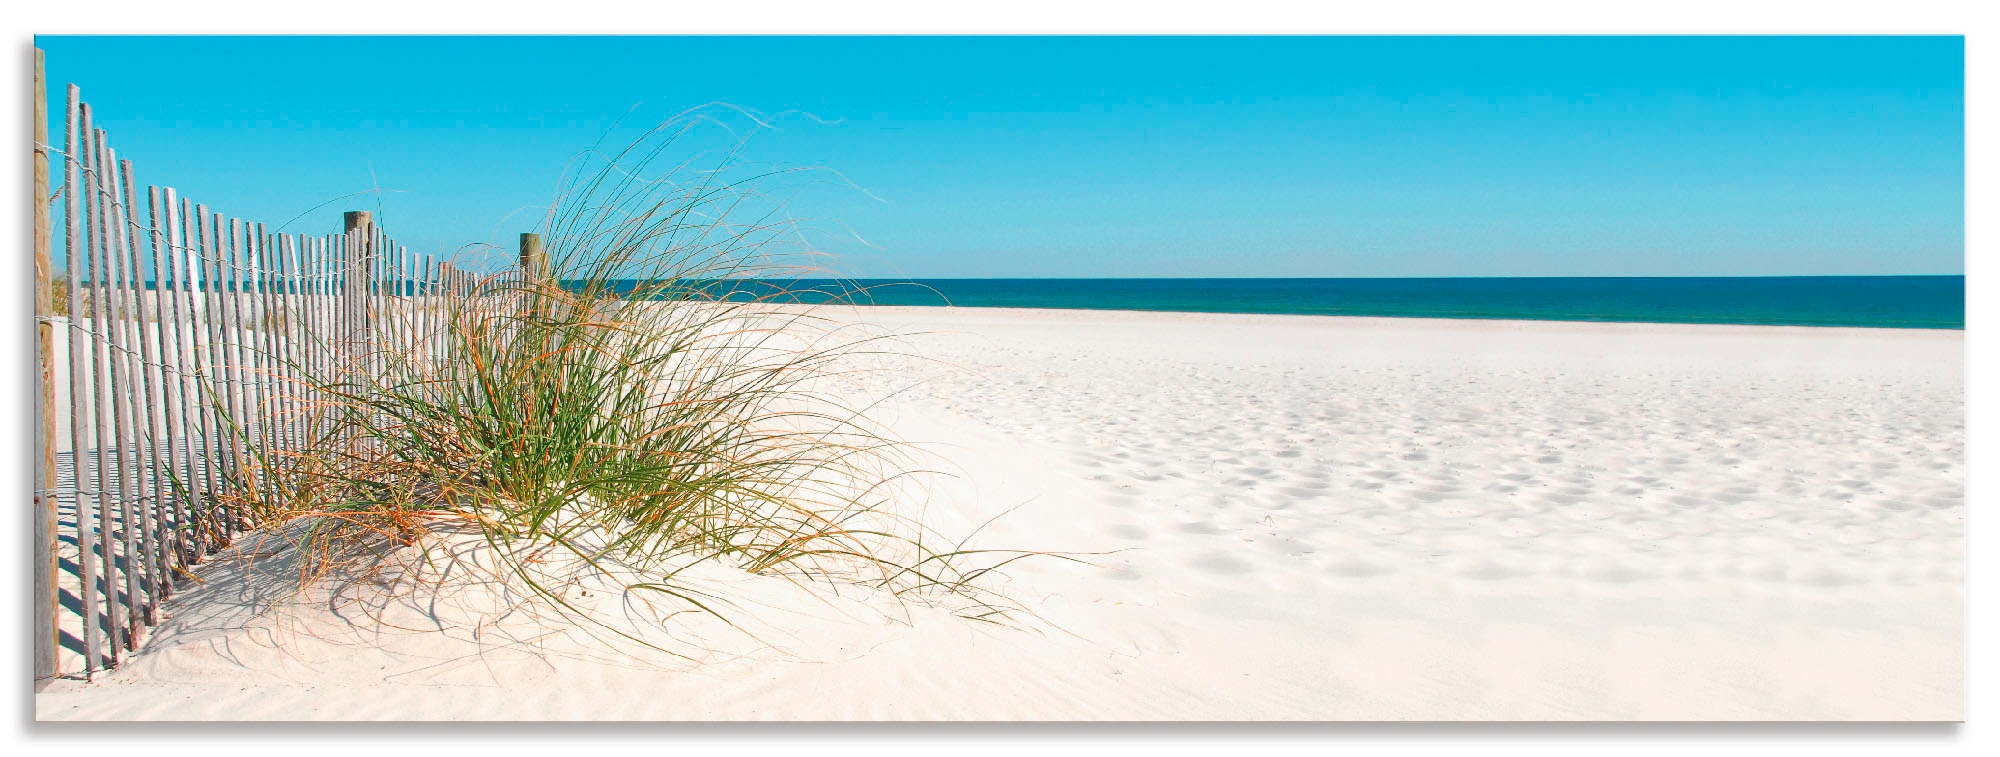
(34, 306, 1964, 721)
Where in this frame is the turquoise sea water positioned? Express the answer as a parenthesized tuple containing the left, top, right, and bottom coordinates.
(705, 276, 1964, 330)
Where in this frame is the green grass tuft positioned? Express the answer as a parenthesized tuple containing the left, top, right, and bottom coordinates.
(206, 110, 1056, 652)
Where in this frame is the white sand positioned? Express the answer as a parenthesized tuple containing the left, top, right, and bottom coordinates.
(35, 307, 1964, 720)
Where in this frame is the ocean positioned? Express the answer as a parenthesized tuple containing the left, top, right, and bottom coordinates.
(699, 276, 1965, 330)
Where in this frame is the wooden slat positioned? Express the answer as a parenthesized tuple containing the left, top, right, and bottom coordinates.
(143, 185, 177, 594)
(220, 218, 243, 505)
(63, 86, 102, 677)
(393, 246, 404, 360)
(96, 140, 145, 644)
(221, 212, 244, 534)
(307, 236, 324, 443)
(311, 235, 328, 444)
(278, 235, 300, 460)
(261, 227, 282, 486)
(419, 255, 433, 371)
(112, 157, 162, 624)
(194, 205, 229, 539)
(246, 225, 272, 508)
(185, 200, 215, 548)
(140, 183, 185, 590)
(270, 231, 292, 465)
(296, 234, 309, 454)
(369, 225, 382, 385)
(81, 114, 127, 663)
(158, 188, 202, 564)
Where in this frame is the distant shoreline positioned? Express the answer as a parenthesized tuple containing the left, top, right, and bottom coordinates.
(811, 302, 1971, 332)
(65, 275, 1964, 329)
(610, 275, 1968, 330)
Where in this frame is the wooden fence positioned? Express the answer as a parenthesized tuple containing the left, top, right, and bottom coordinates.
(31, 68, 536, 683)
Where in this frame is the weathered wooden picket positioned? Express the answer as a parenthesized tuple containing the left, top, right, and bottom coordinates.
(31, 69, 534, 683)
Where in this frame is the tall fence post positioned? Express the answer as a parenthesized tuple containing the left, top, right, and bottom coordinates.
(344, 210, 371, 327)
(33, 46, 59, 685)
(520, 232, 544, 284)
(341, 211, 371, 458)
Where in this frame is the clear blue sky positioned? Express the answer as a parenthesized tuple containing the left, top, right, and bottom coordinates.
(37, 36, 1964, 278)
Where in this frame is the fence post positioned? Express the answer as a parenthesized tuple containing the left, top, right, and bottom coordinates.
(344, 211, 371, 332)
(341, 211, 370, 457)
(33, 46, 59, 685)
(520, 232, 545, 284)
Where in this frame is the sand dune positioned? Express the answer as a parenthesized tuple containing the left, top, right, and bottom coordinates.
(36, 308, 1963, 720)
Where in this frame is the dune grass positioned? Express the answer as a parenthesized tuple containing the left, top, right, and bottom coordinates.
(208, 110, 1047, 650)
(52, 275, 71, 317)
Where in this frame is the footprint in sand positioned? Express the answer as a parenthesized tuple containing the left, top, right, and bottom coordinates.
(1103, 564, 1146, 582)
(1326, 559, 1394, 578)
(1191, 552, 1255, 575)
(1456, 560, 1526, 581)
(1577, 561, 1659, 583)
(1791, 566, 1865, 588)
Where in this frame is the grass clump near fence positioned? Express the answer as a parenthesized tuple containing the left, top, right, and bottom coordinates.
(210, 112, 1046, 654)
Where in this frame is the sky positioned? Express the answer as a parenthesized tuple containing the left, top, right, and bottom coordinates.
(36, 35, 1965, 278)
